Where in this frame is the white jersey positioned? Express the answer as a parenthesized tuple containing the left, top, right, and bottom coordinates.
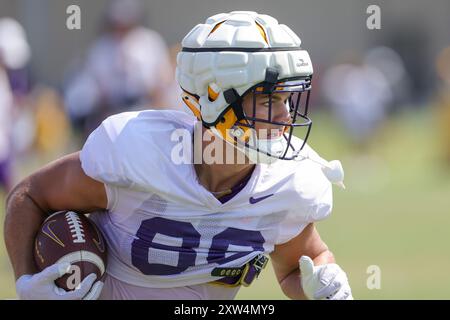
(80, 110, 333, 290)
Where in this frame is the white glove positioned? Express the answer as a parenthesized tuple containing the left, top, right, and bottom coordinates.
(16, 262, 104, 300)
(299, 256, 353, 300)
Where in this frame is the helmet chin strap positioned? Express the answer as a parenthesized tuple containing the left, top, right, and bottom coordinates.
(294, 149, 346, 189)
(246, 135, 346, 189)
(210, 127, 345, 189)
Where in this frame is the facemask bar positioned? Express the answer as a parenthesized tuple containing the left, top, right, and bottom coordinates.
(234, 76, 313, 161)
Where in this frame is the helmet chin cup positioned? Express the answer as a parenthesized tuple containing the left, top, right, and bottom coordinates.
(236, 133, 285, 165)
(244, 147, 280, 165)
(294, 149, 346, 188)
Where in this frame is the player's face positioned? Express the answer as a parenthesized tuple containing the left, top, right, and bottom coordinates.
(242, 92, 291, 139)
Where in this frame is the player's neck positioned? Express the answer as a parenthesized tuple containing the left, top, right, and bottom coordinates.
(194, 125, 255, 193)
(194, 162, 255, 194)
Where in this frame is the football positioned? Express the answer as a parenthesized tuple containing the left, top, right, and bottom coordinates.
(33, 211, 107, 291)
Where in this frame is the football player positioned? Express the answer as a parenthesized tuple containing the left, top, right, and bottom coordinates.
(4, 11, 353, 300)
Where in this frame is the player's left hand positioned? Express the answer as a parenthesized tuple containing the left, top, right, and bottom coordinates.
(299, 255, 353, 300)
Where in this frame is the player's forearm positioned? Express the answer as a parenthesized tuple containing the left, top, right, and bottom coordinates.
(4, 181, 49, 280)
(279, 268, 307, 299)
(279, 249, 336, 300)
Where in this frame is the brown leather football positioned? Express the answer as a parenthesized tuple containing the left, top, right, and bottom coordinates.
(34, 211, 107, 291)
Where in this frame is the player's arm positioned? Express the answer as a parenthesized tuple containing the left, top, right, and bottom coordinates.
(4, 152, 107, 299)
(270, 223, 332, 299)
(270, 223, 352, 300)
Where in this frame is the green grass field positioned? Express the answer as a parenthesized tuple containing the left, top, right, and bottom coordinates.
(1, 109, 450, 299)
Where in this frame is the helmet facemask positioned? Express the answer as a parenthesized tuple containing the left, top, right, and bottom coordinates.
(214, 70, 312, 164)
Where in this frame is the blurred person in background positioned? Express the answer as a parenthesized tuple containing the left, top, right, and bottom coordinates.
(64, 0, 174, 141)
(0, 51, 13, 192)
(385, 25, 433, 107)
(0, 17, 32, 193)
(363, 47, 411, 112)
(321, 50, 394, 152)
(32, 86, 71, 159)
(434, 46, 450, 165)
(159, 42, 188, 112)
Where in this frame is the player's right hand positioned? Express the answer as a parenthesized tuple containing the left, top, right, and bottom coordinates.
(15, 262, 103, 300)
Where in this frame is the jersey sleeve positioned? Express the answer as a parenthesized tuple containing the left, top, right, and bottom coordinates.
(306, 179, 333, 222)
(80, 112, 138, 189)
(274, 144, 334, 245)
(80, 111, 185, 191)
(80, 110, 202, 212)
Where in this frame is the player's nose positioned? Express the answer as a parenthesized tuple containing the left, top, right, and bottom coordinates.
(271, 103, 291, 124)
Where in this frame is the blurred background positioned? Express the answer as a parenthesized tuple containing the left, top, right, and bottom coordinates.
(1, 0, 450, 299)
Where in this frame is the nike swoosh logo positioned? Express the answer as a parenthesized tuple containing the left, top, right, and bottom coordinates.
(93, 238, 105, 253)
(249, 194, 274, 204)
(91, 222, 106, 253)
(42, 220, 66, 247)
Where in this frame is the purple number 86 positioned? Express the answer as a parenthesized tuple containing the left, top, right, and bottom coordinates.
(131, 217, 265, 275)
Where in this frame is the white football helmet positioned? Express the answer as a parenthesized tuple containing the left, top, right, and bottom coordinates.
(176, 11, 313, 164)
